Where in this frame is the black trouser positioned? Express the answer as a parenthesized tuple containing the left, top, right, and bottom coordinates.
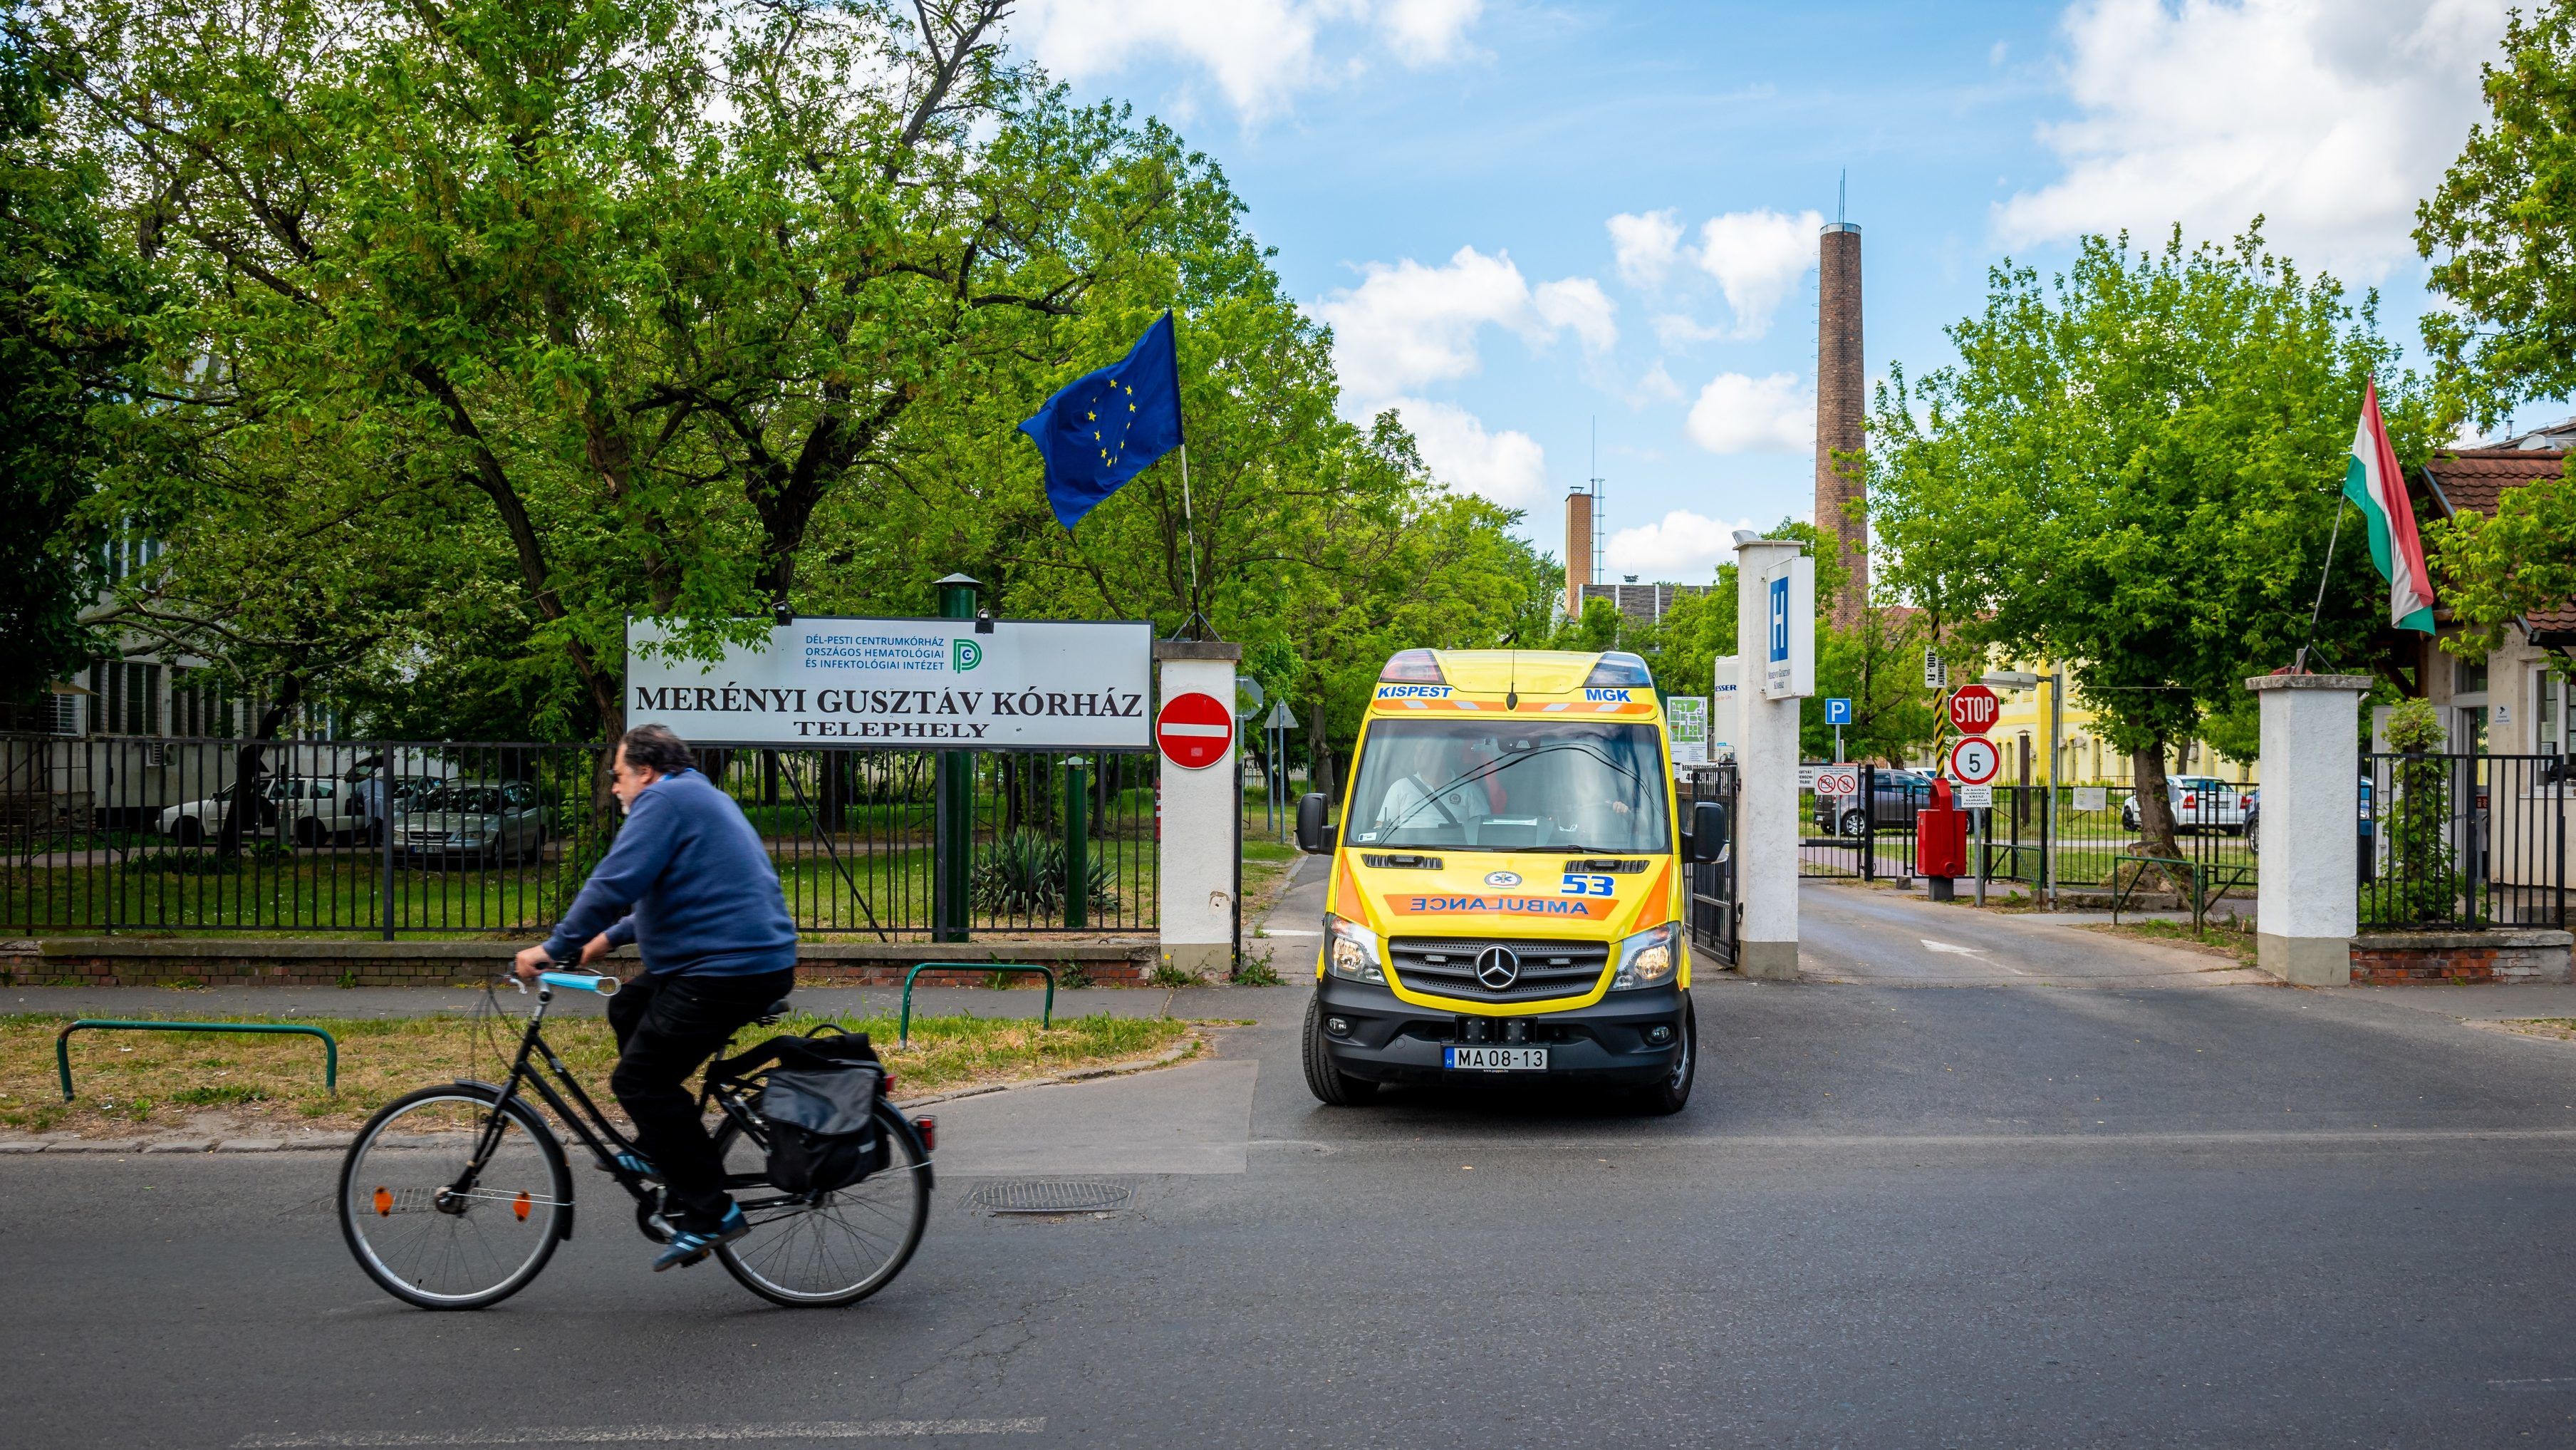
(606, 967, 796, 1223)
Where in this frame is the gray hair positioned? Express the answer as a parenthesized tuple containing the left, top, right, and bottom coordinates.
(618, 724, 694, 775)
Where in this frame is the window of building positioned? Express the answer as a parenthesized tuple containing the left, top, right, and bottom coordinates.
(2457, 656, 2489, 695)
(2541, 668, 2570, 757)
(88, 660, 162, 736)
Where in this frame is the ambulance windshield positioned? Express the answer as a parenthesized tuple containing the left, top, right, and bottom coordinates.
(1344, 720, 1670, 854)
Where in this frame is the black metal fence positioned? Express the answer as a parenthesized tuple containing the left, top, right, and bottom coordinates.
(2360, 752, 2567, 929)
(1795, 766, 2258, 898)
(0, 734, 1158, 938)
(1680, 765, 1738, 965)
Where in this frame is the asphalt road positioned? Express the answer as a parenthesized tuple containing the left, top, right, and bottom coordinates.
(12, 883, 2576, 1447)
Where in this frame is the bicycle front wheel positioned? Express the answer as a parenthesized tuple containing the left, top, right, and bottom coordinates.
(712, 1102, 930, 1307)
(339, 1084, 571, 1310)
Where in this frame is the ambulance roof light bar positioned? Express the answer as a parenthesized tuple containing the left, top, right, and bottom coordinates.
(1584, 651, 1654, 688)
(1378, 649, 1448, 683)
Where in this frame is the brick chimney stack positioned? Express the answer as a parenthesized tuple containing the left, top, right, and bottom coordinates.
(1564, 487, 1594, 618)
(1814, 219, 1866, 631)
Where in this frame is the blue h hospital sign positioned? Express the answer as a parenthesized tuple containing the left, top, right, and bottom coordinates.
(1760, 554, 1815, 701)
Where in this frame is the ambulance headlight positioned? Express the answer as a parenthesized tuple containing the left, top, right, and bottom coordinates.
(1324, 914, 1385, 985)
(1610, 922, 1678, 990)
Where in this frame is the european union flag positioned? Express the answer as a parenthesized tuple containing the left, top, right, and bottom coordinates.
(1019, 311, 1185, 531)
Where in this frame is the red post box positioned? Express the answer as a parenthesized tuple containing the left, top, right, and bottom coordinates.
(1916, 777, 1968, 884)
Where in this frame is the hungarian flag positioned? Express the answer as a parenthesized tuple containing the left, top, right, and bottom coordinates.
(2342, 378, 2436, 633)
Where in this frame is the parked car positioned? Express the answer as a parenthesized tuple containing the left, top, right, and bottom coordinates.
(395, 780, 550, 866)
(1816, 767, 1938, 838)
(158, 774, 373, 846)
(2120, 775, 2253, 835)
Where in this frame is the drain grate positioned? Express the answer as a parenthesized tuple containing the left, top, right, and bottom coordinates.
(969, 1179, 1132, 1215)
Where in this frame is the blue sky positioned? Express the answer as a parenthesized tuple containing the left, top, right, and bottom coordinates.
(1009, 0, 2536, 584)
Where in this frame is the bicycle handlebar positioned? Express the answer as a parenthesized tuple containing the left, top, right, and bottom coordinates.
(539, 970, 619, 997)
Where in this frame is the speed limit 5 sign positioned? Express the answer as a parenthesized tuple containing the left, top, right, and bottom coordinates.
(1947, 736, 2001, 786)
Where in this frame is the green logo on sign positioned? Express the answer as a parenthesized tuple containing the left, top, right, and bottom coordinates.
(952, 638, 982, 672)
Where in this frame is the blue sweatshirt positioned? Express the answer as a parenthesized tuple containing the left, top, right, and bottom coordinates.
(543, 768, 797, 978)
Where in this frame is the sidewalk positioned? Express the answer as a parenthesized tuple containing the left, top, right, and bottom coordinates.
(4, 980, 1310, 1023)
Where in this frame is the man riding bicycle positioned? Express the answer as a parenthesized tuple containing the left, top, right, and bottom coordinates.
(513, 724, 797, 1271)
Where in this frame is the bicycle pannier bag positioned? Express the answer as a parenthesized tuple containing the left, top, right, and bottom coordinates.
(741, 1030, 888, 1194)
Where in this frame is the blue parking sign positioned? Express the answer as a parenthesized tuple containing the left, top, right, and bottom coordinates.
(1824, 697, 1852, 725)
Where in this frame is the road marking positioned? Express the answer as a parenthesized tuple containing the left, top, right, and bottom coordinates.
(1921, 938, 2026, 974)
(236, 1419, 1046, 1447)
(1252, 1127, 2576, 1154)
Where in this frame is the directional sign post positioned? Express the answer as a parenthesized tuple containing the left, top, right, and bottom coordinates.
(1823, 696, 1852, 762)
(1155, 692, 1235, 771)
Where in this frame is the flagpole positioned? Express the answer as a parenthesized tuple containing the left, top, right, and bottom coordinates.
(2295, 492, 2349, 675)
(1177, 442, 1211, 641)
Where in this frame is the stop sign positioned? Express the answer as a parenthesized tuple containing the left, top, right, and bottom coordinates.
(1155, 692, 1235, 770)
(1948, 684, 2001, 736)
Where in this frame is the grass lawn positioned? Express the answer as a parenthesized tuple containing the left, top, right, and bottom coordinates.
(5, 1008, 1193, 1137)
(2076, 918, 2258, 965)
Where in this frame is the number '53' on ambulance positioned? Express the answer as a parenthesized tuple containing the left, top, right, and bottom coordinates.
(1292, 648, 1727, 1115)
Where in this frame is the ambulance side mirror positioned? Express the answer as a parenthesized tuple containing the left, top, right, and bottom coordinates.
(1690, 801, 1729, 862)
(1295, 794, 1334, 855)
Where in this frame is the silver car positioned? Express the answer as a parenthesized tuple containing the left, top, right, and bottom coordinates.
(2121, 775, 2253, 835)
(397, 780, 550, 866)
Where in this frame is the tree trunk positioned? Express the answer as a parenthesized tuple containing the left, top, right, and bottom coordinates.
(216, 674, 301, 858)
(1306, 703, 1338, 808)
(2129, 741, 2184, 886)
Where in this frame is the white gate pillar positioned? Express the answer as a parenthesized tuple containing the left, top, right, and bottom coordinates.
(2247, 673, 2372, 985)
(1156, 641, 1240, 980)
(1735, 538, 1808, 980)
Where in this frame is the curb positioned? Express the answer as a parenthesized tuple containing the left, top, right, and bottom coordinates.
(893, 1033, 1208, 1109)
(6, 1035, 1216, 1155)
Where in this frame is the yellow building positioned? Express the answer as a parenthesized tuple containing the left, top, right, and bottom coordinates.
(1980, 664, 2255, 787)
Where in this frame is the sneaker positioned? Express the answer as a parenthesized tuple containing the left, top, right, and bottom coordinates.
(651, 1203, 747, 1272)
(609, 1151, 658, 1180)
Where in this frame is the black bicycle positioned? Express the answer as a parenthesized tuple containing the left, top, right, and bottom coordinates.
(338, 968, 933, 1310)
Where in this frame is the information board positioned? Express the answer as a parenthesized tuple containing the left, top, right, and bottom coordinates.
(627, 617, 1153, 750)
(1667, 697, 1709, 766)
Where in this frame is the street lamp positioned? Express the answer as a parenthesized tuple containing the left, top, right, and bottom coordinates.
(1982, 668, 2062, 907)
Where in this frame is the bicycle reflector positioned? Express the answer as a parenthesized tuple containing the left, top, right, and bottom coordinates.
(1378, 648, 1446, 683)
(373, 1186, 392, 1217)
(915, 1115, 937, 1153)
(514, 1191, 531, 1222)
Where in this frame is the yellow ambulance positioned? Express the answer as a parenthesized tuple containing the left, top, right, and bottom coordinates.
(1292, 648, 1724, 1114)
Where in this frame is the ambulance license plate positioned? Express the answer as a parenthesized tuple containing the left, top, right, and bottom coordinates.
(1445, 1046, 1547, 1072)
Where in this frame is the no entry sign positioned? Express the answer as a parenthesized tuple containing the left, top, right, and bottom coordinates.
(1948, 684, 2001, 736)
(1948, 736, 2001, 786)
(1155, 691, 1235, 770)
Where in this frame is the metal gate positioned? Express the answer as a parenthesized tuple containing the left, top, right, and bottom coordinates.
(1681, 764, 1738, 965)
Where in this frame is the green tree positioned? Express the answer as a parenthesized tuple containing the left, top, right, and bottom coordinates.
(1871, 226, 2433, 862)
(2414, 1, 2576, 659)
(0, 30, 153, 701)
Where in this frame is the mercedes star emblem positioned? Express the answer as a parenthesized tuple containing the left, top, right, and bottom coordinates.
(1475, 946, 1522, 990)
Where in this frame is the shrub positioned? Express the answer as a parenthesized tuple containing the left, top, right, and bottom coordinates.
(2365, 698, 2473, 926)
(970, 829, 1116, 916)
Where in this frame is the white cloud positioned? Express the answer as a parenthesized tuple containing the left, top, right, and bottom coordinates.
(1316, 245, 1617, 400)
(1693, 209, 1824, 338)
(1606, 209, 1686, 289)
(1686, 372, 1813, 454)
(1651, 312, 1731, 348)
(1533, 276, 1618, 354)
(1016, 1, 1487, 118)
(1379, 0, 1485, 64)
(1633, 361, 1685, 403)
(1391, 398, 1548, 507)
(1998, 0, 2510, 277)
(1606, 509, 1759, 580)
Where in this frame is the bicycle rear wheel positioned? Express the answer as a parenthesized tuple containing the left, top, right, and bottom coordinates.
(712, 1102, 930, 1307)
(339, 1084, 571, 1310)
